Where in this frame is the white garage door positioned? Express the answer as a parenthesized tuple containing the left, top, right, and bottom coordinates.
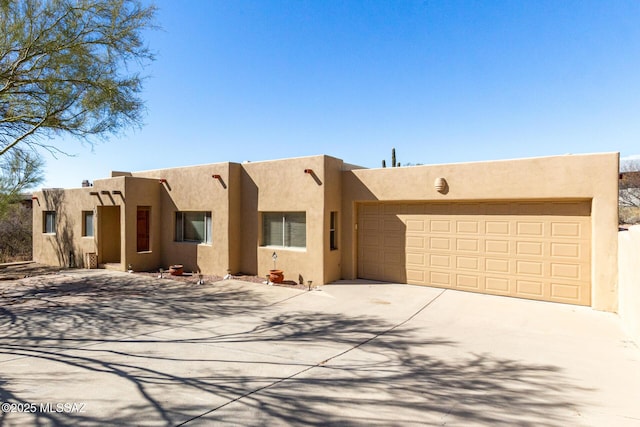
(358, 201, 591, 305)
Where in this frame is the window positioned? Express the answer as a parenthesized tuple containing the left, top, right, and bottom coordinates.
(82, 211, 94, 237)
(137, 207, 150, 252)
(330, 211, 338, 250)
(43, 211, 56, 234)
(175, 211, 211, 244)
(262, 212, 306, 248)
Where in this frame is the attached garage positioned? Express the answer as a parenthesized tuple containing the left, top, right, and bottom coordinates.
(358, 200, 592, 306)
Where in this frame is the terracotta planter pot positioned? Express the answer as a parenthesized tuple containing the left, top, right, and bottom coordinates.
(169, 264, 184, 276)
(269, 269, 284, 283)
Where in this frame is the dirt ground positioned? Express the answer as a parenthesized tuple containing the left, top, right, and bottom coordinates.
(0, 262, 63, 280)
(0, 262, 309, 291)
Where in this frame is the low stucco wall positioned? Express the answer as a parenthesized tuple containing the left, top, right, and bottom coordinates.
(618, 226, 640, 345)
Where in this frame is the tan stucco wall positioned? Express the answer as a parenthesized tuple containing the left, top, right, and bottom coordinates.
(132, 162, 239, 275)
(33, 152, 619, 311)
(122, 177, 161, 272)
(341, 153, 620, 311)
(241, 155, 342, 284)
(33, 178, 127, 268)
(323, 156, 344, 284)
(618, 226, 640, 345)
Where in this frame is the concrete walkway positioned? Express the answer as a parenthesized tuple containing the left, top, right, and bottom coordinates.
(1, 271, 639, 426)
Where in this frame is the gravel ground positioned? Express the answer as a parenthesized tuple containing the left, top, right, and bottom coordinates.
(0, 262, 311, 292)
(132, 270, 310, 290)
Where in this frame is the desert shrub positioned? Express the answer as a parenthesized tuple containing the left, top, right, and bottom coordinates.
(0, 203, 32, 263)
(619, 206, 640, 226)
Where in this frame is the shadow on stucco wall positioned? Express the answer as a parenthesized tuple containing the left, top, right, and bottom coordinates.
(41, 189, 80, 268)
(240, 170, 259, 275)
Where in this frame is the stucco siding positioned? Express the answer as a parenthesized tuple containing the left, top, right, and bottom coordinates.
(241, 156, 335, 284)
(341, 153, 619, 311)
(32, 152, 619, 311)
(618, 226, 640, 345)
(133, 162, 237, 275)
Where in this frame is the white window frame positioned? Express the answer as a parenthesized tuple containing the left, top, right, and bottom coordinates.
(43, 211, 56, 234)
(262, 212, 306, 249)
(175, 211, 212, 244)
(82, 211, 94, 237)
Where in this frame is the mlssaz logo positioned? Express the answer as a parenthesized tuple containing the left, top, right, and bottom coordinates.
(39, 402, 86, 413)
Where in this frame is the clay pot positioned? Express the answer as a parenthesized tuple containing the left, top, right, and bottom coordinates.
(269, 269, 284, 283)
(169, 264, 184, 276)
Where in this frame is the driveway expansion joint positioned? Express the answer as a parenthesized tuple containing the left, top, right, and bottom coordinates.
(176, 288, 448, 426)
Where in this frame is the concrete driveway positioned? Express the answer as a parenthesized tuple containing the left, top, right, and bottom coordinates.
(1, 270, 639, 426)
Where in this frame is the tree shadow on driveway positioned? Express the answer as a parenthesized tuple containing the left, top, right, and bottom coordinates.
(0, 273, 590, 426)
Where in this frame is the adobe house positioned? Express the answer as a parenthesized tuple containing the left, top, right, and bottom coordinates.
(32, 152, 620, 311)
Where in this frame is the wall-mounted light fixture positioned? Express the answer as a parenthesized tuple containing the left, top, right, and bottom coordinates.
(112, 190, 122, 195)
(31, 196, 38, 201)
(159, 178, 167, 184)
(212, 174, 221, 179)
(304, 169, 313, 174)
(100, 190, 110, 195)
(434, 177, 447, 193)
(89, 191, 99, 196)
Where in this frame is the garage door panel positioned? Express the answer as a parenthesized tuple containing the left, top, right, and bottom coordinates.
(430, 220, 451, 233)
(382, 266, 406, 283)
(550, 242, 588, 261)
(516, 260, 544, 277)
(407, 269, 425, 282)
(429, 237, 451, 250)
(407, 236, 426, 249)
(456, 220, 480, 234)
(429, 254, 451, 268)
(517, 221, 545, 236)
(360, 262, 380, 277)
(429, 271, 450, 286)
(383, 218, 403, 231)
(456, 274, 481, 290)
(486, 258, 510, 274)
(407, 252, 425, 267)
(551, 282, 584, 302)
(384, 251, 404, 265)
(516, 280, 545, 298)
(486, 221, 510, 235)
(485, 276, 511, 293)
(383, 234, 404, 248)
(457, 238, 480, 252)
(551, 262, 586, 280)
(406, 219, 425, 231)
(358, 201, 591, 306)
(486, 239, 510, 255)
(456, 256, 480, 271)
(361, 234, 380, 246)
(516, 241, 544, 257)
(551, 222, 583, 238)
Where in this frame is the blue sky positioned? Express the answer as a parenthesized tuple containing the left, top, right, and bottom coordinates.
(40, 0, 640, 188)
